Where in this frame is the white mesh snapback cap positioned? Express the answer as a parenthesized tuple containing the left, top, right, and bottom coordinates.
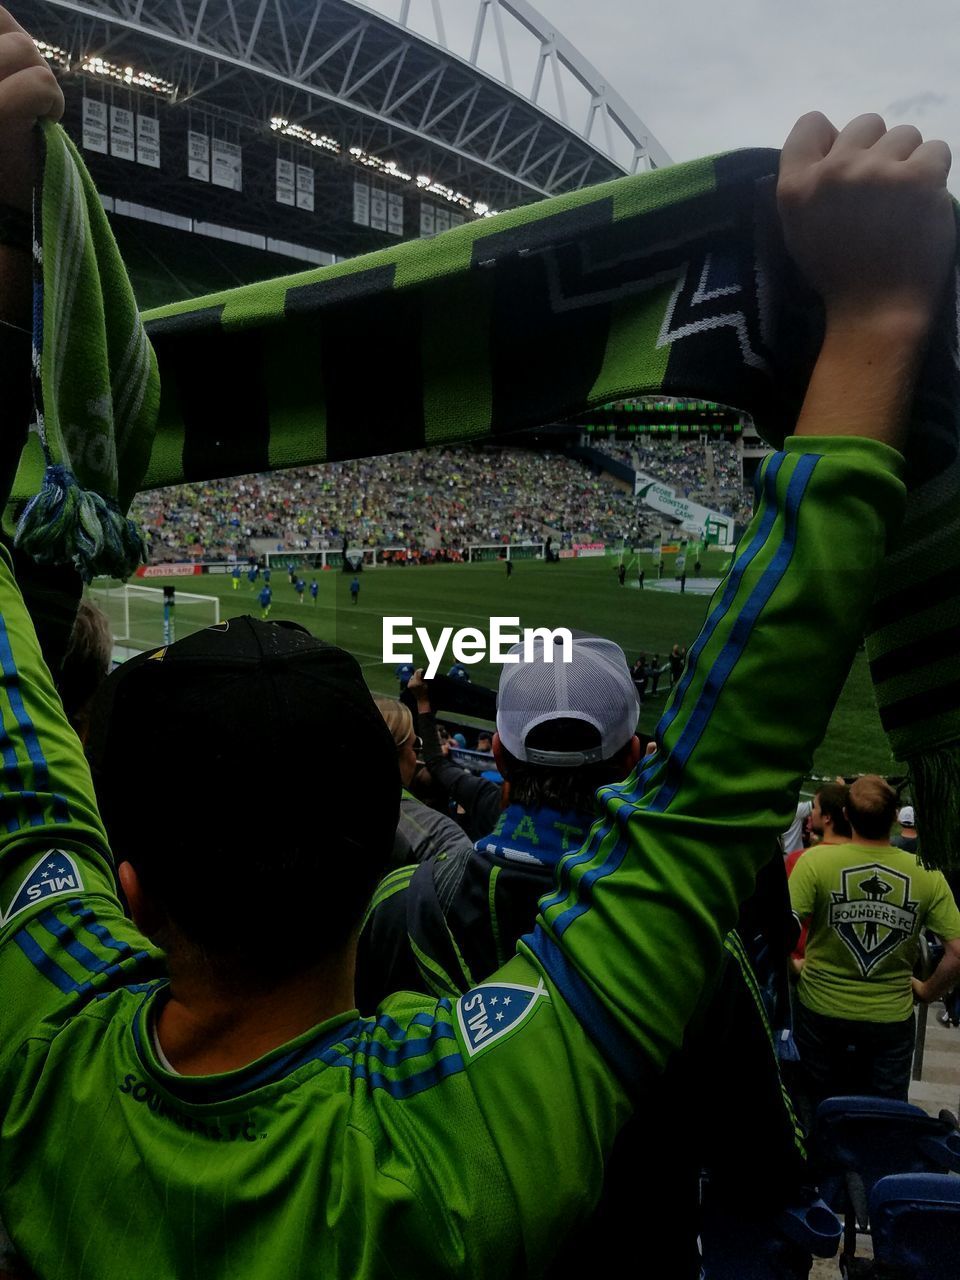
(496, 632, 640, 766)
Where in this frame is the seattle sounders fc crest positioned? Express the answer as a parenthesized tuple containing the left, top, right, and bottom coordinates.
(456, 980, 547, 1057)
(828, 863, 919, 976)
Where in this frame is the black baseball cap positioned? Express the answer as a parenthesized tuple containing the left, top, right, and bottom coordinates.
(87, 617, 400, 957)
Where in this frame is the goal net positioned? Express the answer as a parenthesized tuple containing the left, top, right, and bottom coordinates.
(467, 542, 544, 563)
(87, 583, 221, 653)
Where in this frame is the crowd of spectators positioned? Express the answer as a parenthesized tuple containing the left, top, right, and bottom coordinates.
(592, 438, 755, 523)
(130, 447, 646, 564)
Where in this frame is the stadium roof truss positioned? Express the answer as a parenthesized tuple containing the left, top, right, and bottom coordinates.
(30, 0, 671, 208)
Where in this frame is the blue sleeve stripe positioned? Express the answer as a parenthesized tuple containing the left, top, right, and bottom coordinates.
(651, 450, 786, 749)
(13, 927, 83, 994)
(647, 453, 819, 814)
(524, 924, 641, 1088)
(14, 927, 153, 999)
(346, 1050, 465, 1098)
(537, 795, 640, 917)
(0, 791, 49, 830)
(550, 833, 629, 938)
(361, 1021, 457, 1067)
(0, 614, 51, 793)
(536, 456, 788, 920)
(0, 718, 29, 824)
(34, 908, 112, 975)
(68, 901, 140, 958)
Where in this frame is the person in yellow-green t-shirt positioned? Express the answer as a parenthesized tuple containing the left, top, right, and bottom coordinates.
(789, 775, 960, 1129)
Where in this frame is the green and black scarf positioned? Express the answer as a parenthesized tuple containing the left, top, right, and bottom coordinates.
(22, 120, 960, 866)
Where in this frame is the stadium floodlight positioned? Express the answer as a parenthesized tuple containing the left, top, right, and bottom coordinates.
(80, 54, 174, 96)
(271, 117, 340, 155)
(34, 39, 69, 70)
(347, 145, 412, 182)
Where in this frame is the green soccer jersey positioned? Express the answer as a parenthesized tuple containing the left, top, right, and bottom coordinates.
(789, 841, 960, 1021)
(0, 436, 904, 1279)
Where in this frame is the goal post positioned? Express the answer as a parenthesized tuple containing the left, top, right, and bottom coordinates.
(467, 542, 545, 563)
(87, 583, 220, 653)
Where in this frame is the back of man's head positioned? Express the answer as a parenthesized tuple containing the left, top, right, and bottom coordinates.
(87, 618, 400, 981)
(495, 632, 640, 813)
(814, 783, 852, 838)
(846, 775, 897, 842)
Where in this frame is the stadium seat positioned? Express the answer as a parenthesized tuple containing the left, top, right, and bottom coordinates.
(811, 1097, 960, 1272)
(868, 1173, 960, 1279)
(699, 1192, 841, 1278)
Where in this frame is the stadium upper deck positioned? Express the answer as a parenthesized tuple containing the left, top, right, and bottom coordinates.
(21, 0, 671, 289)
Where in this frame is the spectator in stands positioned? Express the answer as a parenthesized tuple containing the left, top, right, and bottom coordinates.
(0, 31, 956, 1276)
(789, 775, 960, 1126)
(405, 670, 502, 840)
(359, 634, 812, 1277)
(809, 781, 852, 848)
(781, 799, 814, 856)
(892, 803, 918, 853)
(785, 782, 850, 975)
(373, 696, 474, 867)
(131, 444, 647, 566)
(53, 599, 113, 742)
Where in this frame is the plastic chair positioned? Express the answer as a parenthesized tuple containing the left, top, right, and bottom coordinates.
(699, 1190, 841, 1278)
(811, 1097, 960, 1273)
(869, 1172, 960, 1279)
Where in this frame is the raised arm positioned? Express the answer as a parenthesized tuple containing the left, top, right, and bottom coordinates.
(0, 10, 157, 1056)
(521, 113, 953, 1072)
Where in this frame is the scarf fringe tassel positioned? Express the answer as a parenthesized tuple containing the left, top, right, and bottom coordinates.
(13, 465, 146, 584)
(907, 746, 960, 874)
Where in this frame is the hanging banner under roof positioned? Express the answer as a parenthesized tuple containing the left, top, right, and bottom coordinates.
(211, 138, 242, 192)
(276, 158, 295, 206)
(370, 186, 387, 232)
(109, 106, 135, 161)
(353, 180, 370, 226)
(387, 191, 403, 237)
(82, 99, 108, 154)
(296, 165, 314, 212)
(137, 115, 160, 169)
(188, 131, 210, 182)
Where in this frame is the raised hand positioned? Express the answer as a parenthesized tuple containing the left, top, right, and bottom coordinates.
(0, 7, 64, 212)
(778, 111, 954, 338)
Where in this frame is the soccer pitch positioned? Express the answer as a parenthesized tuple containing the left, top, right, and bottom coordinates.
(105, 556, 901, 785)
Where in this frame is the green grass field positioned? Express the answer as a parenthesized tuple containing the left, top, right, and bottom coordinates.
(95, 553, 902, 787)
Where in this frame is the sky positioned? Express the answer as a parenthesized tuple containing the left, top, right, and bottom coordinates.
(367, 0, 959, 192)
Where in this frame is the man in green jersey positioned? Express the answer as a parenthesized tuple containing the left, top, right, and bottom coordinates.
(789, 774, 960, 1125)
(0, 11, 957, 1277)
